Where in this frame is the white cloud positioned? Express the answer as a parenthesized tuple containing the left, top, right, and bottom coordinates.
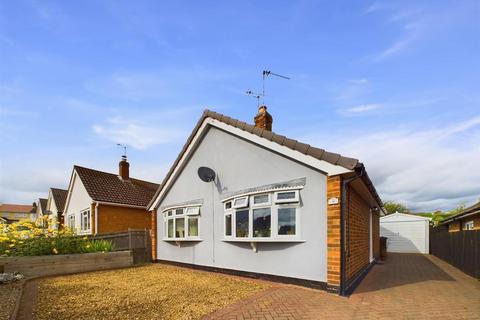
(92, 116, 185, 150)
(301, 117, 480, 212)
(343, 103, 383, 114)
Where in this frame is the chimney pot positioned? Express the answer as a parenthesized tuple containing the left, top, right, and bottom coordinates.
(254, 105, 273, 131)
(119, 156, 130, 180)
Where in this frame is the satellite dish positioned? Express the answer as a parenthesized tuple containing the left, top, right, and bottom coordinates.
(198, 167, 216, 183)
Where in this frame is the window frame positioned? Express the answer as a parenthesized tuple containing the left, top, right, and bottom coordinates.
(80, 208, 91, 232)
(232, 196, 249, 209)
(251, 193, 271, 207)
(222, 190, 302, 241)
(274, 190, 300, 204)
(276, 205, 299, 238)
(162, 206, 201, 240)
(463, 220, 474, 231)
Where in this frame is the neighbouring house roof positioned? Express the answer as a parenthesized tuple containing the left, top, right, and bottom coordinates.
(38, 198, 48, 214)
(148, 109, 382, 210)
(380, 212, 431, 222)
(73, 165, 160, 208)
(441, 202, 480, 225)
(50, 188, 68, 213)
(0, 204, 35, 214)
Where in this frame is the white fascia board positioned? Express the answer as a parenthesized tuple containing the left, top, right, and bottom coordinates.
(148, 117, 352, 210)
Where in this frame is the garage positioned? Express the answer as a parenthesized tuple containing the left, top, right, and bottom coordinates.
(380, 212, 430, 254)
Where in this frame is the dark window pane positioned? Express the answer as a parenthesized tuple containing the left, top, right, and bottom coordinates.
(278, 208, 296, 235)
(225, 214, 232, 236)
(225, 202, 232, 210)
(253, 208, 271, 237)
(175, 208, 184, 215)
(253, 194, 269, 204)
(168, 219, 174, 238)
(235, 210, 249, 237)
(277, 191, 296, 200)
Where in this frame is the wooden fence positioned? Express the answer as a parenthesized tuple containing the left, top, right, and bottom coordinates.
(90, 229, 152, 264)
(430, 227, 479, 278)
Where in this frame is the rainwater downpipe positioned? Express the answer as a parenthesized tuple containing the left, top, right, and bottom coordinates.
(340, 167, 364, 296)
(95, 202, 99, 235)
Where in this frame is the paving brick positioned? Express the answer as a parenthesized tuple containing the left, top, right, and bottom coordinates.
(203, 253, 480, 320)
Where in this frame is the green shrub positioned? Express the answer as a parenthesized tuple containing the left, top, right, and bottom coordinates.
(0, 220, 115, 256)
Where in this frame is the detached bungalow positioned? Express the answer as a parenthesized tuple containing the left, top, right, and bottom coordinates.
(63, 157, 159, 235)
(36, 198, 48, 226)
(46, 188, 68, 228)
(0, 203, 37, 224)
(441, 202, 480, 232)
(148, 107, 383, 295)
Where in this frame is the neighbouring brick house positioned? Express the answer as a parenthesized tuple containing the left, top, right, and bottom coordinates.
(441, 201, 480, 232)
(62, 157, 159, 235)
(148, 106, 383, 295)
(36, 198, 48, 226)
(0, 203, 37, 224)
(46, 188, 68, 228)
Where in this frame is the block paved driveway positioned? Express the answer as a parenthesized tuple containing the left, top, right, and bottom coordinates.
(203, 253, 480, 320)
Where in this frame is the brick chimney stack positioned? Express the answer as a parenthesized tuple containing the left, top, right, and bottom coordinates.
(254, 105, 273, 131)
(119, 155, 130, 180)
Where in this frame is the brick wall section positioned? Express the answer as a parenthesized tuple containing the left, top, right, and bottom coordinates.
(345, 187, 371, 282)
(327, 176, 342, 289)
(151, 209, 157, 260)
(448, 221, 461, 232)
(97, 204, 150, 234)
(372, 211, 380, 259)
(448, 214, 480, 232)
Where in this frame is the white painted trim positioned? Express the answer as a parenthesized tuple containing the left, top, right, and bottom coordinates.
(95, 201, 146, 209)
(148, 117, 352, 210)
(222, 185, 304, 202)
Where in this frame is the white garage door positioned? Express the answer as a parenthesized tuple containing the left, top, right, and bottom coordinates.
(381, 220, 428, 254)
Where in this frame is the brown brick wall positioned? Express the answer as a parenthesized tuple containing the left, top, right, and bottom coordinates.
(448, 221, 461, 232)
(372, 211, 380, 259)
(151, 209, 157, 260)
(345, 187, 371, 282)
(448, 213, 480, 231)
(327, 176, 342, 288)
(97, 204, 150, 234)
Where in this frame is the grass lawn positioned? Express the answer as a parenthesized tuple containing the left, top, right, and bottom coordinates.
(34, 264, 271, 320)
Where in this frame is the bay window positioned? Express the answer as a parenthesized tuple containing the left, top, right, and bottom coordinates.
(163, 205, 201, 240)
(223, 189, 300, 241)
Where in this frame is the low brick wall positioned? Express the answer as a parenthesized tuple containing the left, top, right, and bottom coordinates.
(0, 251, 133, 278)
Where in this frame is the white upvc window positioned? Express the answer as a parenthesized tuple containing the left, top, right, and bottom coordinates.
(251, 193, 271, 207)
(232, 196, 249, 209)
(80, 209, 91, 232)
(163, 206, 201, 240)
(223, 189, 301, 240)
(274, 190, 299, 204)
(463, 220, 474, 230)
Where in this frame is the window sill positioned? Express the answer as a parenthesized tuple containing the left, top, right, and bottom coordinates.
(222, 238, 305, 252)
(163, 238, 203, 247)
(221, 238, 305, 243)
(162, 238, 203, 242)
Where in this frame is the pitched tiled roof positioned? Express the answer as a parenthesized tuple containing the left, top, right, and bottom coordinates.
(203, 110, 360, 170)
(51, 188, 68, 213)
(149, 109, 382, 209)
(441, 201, 480, 225)
(74, 165, 159, 207)
(0, 204, 35, 214)
(39, 198, 48, 214)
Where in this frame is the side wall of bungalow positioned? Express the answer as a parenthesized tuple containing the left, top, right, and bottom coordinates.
(156, 126, 330, 283)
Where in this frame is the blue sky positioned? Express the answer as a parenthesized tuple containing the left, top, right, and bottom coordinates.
(0, 0, 479, 211)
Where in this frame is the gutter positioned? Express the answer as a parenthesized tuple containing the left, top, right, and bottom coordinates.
(340, 167, 364, 296)
(95, 202, 99, 235)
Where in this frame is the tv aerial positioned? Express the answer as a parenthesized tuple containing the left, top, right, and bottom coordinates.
(117, 143, 127, 159)
(246, 70, 290, 106)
